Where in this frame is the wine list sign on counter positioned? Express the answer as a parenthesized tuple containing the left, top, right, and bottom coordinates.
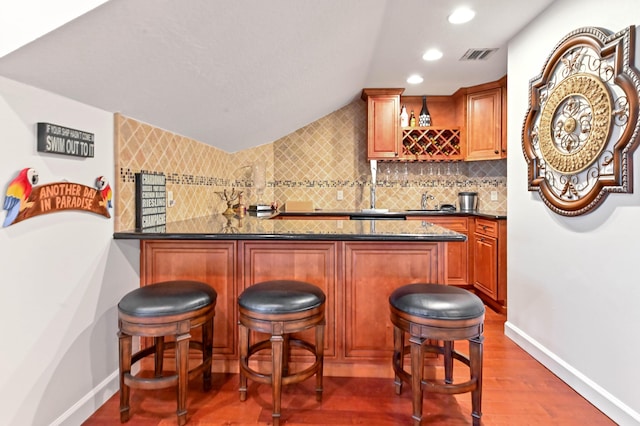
(135, 172, 167, 232)
(37, 122, 95, 158)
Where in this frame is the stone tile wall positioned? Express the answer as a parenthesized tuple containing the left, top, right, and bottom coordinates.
(114, 100, 506, 231)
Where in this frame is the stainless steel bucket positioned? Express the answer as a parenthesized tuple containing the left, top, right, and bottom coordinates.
(458, 192, 478, 212)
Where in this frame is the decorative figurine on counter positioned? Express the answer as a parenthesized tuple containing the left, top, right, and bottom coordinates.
(95, 176, 113, 209)
(216, 188, 242, 216)
(3, 167, 39, 227)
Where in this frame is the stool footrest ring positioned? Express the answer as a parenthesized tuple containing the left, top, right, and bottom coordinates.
(392, 343, 473, 394)
(124, 372, 178, 389)
(240, 338, 322, 387)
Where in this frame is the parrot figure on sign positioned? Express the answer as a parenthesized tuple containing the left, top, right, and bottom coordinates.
(3, 167, 39, 227)
(95, 176, 112, 209)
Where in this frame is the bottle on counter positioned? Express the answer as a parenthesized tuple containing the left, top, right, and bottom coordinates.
(419, 96, 431, 126)
(235, 192, 246, 217)
(409, 110, 416, 127)
(400, 104, 409, 127)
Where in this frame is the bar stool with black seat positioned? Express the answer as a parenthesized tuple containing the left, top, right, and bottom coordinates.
(238, 280, 325, 426)
(117, 280, 217, 425)
(389, 283, 485, 426)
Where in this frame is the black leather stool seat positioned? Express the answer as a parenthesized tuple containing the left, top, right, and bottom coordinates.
(389, 283, 484, 320)
(119, 280, 217, 317)
(238, 279, 325, 314)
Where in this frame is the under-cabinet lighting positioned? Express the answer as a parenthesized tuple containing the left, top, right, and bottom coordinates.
(448, 7, 475, 24)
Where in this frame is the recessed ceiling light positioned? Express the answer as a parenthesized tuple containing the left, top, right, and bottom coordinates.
(422, 49, 443, 61)
(407, 74, 424, 84)
(448, 7, 475, 24)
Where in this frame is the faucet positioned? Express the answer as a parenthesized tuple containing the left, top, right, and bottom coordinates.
(371, 185, 376, 209)
(370, 160, 377, 209)
(421, 192, 434, 210)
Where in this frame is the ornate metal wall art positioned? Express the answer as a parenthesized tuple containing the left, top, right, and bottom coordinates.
(522, 26, 640, 216)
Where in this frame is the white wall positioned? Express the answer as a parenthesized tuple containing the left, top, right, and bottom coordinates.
(0, 76, 139, 425)
(507, 0, 640, 424)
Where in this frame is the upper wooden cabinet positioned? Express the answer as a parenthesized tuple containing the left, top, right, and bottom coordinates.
(363, 77, 506, 162)
(465, 77, 507, 161)
(361, 88, 403, 160)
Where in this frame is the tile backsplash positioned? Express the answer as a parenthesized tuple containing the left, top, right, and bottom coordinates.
(114, 100, 506, 231)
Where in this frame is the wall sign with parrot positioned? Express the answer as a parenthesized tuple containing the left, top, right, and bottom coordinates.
(2, 168, 112, 227)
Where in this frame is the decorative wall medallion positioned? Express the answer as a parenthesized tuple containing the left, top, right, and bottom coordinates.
(523, 26, 640, 216)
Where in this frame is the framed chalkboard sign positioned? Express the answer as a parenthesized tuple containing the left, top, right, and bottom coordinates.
(135, 172, 166, 232)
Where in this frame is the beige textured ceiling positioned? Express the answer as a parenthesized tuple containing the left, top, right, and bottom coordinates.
(0, 0, 554, 153)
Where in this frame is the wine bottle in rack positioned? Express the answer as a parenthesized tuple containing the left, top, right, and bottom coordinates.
(400, 104, 409, 127)
(419, 96, 431, 126)
(409, 110, 416, 127)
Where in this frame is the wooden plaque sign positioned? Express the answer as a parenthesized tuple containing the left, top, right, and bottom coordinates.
(2, 168, 112, 227)
(135, 172, 167, 232)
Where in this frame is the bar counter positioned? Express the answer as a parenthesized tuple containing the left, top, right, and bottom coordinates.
(114, 213, 468, 378)
(113, 213, 467, 242)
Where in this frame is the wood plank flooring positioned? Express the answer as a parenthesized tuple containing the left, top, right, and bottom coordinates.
(83, 308, 615, 425)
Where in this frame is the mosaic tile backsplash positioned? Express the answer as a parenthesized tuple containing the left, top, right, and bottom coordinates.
(114, 101, 506, 231)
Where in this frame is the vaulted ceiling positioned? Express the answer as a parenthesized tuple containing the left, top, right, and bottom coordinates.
(0, 0, 554, 152)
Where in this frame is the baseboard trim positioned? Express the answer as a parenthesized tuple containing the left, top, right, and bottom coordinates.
(50, 370, 119, 426)
(504, 321, 640, 426)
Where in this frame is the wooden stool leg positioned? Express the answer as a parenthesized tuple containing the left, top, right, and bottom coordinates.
(154, 336, 164, 377)
(393, 325, 404, 395)
(118, 331, 132, 423)
(271, 335, 284, 426)
(409, 335, 424, 426)
(470, 335, 484, 426)
(238, 323, 249, 401)
(175, 332, 190, 426)
(282, 334, 290, 376)
(315, 322, 325, 401)
(444, 340, 454, 384)
(202, 316, 213, 391)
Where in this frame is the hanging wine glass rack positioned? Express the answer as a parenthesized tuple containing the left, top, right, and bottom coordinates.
(401, 127, 462, 161)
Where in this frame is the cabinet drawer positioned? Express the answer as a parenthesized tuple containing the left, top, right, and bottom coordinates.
(474, 218, 498, 237)
(427, 217, 469, 233)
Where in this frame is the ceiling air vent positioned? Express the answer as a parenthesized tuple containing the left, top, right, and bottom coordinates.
(460, 48, 498, 61)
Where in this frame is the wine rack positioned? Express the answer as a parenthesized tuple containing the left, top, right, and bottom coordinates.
(401, 127, 462, 161)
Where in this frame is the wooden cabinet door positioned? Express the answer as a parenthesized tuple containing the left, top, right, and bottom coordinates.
(472, 233, 498, 299)
(239, 241, 338, 359)
(140, 240, 237, 358)
(466, 87, 503, 161)
(501, 83, 508, 157)
(406, 216, 469, 285)
(363, 89, 402, 160)
(471, 218, 507, 311)
(343, 242, 443, 361)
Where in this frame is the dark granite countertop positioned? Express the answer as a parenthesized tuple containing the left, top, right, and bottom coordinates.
(113, 214, 467, 242)
(275, 209, 507, 220)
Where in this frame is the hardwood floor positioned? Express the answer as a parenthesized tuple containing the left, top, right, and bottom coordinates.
(84, 308, 614, 425)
